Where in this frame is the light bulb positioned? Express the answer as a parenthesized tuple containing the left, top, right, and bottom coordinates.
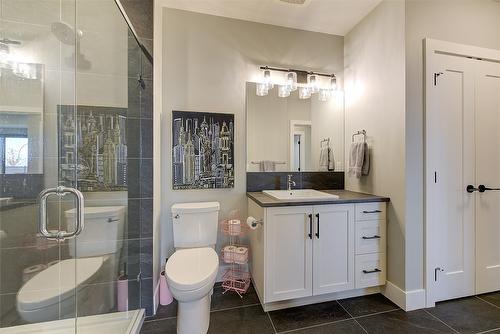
(318, 89, 331, 102)
(308, 74, 320, 94)
(285, 71, 297, 92)
(263, 69, 274, 90)
(330, 76, 337, 91)
(278, 85, 290, 98)
(256, 82, 269, 96)
(299, 86, 311, 99)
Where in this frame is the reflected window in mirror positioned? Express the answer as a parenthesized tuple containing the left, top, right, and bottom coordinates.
(0, 128, 29, 174)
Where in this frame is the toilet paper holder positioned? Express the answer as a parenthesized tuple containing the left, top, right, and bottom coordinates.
(246, 216, 263, 229)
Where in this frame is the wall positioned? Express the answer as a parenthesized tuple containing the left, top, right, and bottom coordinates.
(405, 0, 500, 291)
(160, 8, 344, 271)
(344, 1, 406, 289)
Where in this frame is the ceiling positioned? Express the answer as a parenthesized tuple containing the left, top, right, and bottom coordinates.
(160, 0, 383, 36)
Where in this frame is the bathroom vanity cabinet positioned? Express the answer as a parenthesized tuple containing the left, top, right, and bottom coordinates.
(247, 191, 388, 311)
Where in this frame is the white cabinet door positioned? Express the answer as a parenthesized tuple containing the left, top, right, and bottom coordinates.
(312, 204, 354, 295)
(265, 206, 313, 302)
(475, 60, 500, 294)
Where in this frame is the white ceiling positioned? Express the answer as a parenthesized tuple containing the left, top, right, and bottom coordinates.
(160, 0, 383, 36)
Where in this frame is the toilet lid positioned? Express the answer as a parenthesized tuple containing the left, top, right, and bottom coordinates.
(17, 257, 104, 311)
(165, 248, 219, 291)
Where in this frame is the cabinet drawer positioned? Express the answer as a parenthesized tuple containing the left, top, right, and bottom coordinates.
(355, 203, 386, 221)
(355, 220, 386, 255)
(355, 253, 386, 288)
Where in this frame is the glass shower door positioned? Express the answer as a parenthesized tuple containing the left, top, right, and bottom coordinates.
(0, 0, 80, 332)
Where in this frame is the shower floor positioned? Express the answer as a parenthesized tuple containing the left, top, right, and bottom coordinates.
(0, 310, 144, 334)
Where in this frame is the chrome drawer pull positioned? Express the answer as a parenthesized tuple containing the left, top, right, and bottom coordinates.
(362, 268, 382, 274)
(362, 235, 381, 240)
(362, 210, 382, 214)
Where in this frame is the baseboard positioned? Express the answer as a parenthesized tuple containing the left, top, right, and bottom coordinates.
(382, 281, 426, 311)
(262, 287, 381, 312)
(153, 280, 161, 315)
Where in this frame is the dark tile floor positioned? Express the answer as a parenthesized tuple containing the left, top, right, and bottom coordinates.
(141, 286, 500, 334)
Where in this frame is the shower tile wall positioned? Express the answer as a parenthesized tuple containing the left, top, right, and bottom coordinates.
(122, 0, 154, 315)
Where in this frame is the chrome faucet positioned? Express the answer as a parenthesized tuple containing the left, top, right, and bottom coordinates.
(287, 174, 296, 191)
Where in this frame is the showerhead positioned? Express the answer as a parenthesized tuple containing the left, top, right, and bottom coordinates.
(51, 22, 83, 45)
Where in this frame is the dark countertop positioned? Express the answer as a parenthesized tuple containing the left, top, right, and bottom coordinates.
(247, 190, 390, 207)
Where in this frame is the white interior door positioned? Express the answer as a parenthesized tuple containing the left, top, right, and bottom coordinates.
(426, 53, 476, 303)
(475, 60, 500, 294)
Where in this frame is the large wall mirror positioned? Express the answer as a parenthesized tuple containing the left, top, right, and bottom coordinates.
(0, 64, 44, 174)
(246, 82, 344, 172)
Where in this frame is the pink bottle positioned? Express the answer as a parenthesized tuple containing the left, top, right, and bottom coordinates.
(117, 264, 128, 312)
(160, 270, 173, 305)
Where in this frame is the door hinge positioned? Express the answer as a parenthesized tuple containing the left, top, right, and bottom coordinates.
(434, 72, 444, 86)
(434, 267, 444, 281)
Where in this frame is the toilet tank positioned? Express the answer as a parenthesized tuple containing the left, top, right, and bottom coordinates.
(172, 202, 220, 248)
(65, 206, 126, 258)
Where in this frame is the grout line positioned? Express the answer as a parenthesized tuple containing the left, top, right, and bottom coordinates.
(144, 302, 261, 322)
(336, 300, 369, 334)
(267, 312, 278, 334)
(476, 295, 500, 311)
(210, 303, 261, 314)
(351, 308, 400, 320)
(276, 318, 354, 334)
(144, 315, 176, 323)
(422, 309, 460, 334)
(475, 328, 500, 334)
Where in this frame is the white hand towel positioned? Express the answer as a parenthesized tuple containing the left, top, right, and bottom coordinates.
(348, 142, 365, 178)
(319, 148, 329, 171)
(328, 148, 335, 171)
(260, 160, 276, 172)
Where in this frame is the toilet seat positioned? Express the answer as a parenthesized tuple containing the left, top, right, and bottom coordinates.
(17, 257, 104, 311)
(165, 247, 218, 291)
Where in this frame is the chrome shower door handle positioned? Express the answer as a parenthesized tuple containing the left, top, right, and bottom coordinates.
(38, 186, 85, 240)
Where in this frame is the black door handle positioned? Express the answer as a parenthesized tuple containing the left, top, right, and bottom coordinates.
(308, 214, 313, 239)
(467, 185, 479, 193)
(362, 235, 381, 240)
(363, 268, 382, 274)
(315, 213, 320, 239)
(478, 185, 500, 193)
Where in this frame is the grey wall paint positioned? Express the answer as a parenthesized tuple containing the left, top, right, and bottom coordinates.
(344, 0, 406, 289)
(161, 8, 344, 272)
(405, 0, 500, 291)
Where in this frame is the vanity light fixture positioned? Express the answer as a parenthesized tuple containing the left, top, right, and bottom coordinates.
(286, 71, 298, 92)
(263, 67, 274, 90)
(257, 65, 336, 101)
(299, 86, 311, 99)
(318, 89, 331, 102)
(308, 74, 320, 94)
(278, 85, 291, 98)
(256, 82, 269, 96)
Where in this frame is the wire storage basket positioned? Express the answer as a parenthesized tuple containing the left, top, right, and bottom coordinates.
(219, 218, 251, 297)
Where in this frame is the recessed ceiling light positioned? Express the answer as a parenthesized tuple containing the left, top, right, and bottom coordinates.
(279, 0, 307, 5)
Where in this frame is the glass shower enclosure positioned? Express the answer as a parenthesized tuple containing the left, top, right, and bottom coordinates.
(0, 0, 151, 332)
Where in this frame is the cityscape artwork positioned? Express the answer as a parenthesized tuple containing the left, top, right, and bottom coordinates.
(172, 110, 234, 190)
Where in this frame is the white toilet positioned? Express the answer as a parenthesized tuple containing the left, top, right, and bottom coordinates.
(165, 202, 220, 334)
(16, 206, 125, 323)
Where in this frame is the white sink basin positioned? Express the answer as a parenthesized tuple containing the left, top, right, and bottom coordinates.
(263, 189, 339, 201)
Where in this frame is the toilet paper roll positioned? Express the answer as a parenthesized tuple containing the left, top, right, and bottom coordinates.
(223, 246, 236, 263)
(23, 264, 48, 283)
(246, 217, 260, 230)
(234, 246, 248, 264)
